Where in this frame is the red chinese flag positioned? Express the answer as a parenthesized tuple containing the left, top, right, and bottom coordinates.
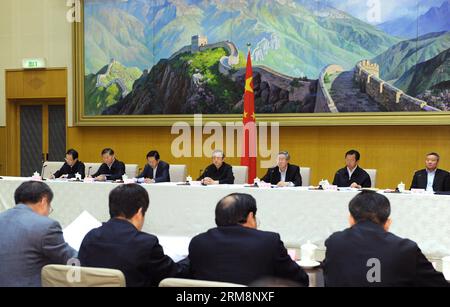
(240, 51, 257, 184)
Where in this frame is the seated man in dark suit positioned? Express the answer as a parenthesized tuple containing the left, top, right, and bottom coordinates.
(323, 191, 448, 287)
(410, 152, 450, 192)
(197, 150, 234, 185)
(0, 181, 76, 287)
(333, 149, 371, 188)
(50, 148, 85, 179)
(188, 193, 309, 286)
(90, 148, 125, 181)
(137, 150, 170, 183)
(78, 184, 188, 287)
(261, 151, 302, 187)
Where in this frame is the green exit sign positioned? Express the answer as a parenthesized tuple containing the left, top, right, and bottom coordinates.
(22, 58, 46, 69)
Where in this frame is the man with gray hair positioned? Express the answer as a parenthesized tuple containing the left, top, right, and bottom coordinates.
(197, 150, 235, 185)
(261, 151, 302, 187)
(0, 181, 77, 287)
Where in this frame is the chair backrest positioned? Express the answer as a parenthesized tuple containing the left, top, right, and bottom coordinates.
(125, 164, 139, 178)
(41, 264, 126, 287)
(159, 278, 246, 287)
(169, 164, 187, 182)
(42, 161, 64, 179)
(365, 169, 377, 188)
(232, 166, 248, 184)
(84, 163, 102, 177)
(300, 167, 311, 186)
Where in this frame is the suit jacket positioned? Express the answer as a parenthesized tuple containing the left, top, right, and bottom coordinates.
(188, 225, 309, 286)
(410, 168, 450, 192)
(91, 159, 126, 181)
(323, 221, 448, 287)
(332, 166, 371, 188)
(197, 162, 235, 184)
(261, 164, 302, 186)
(138, 160, 170, 183)
(53, 160, 86, 179)
(0, 204, 77, 287)
(78, 218, 189, 287)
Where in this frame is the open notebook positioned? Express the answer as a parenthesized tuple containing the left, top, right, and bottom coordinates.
(63, 211, 102, 251)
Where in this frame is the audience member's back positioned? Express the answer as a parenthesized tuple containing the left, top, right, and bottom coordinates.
(323, 191, 448, 287)
(188, 193, 309, 286)
(78, 184, 188, 287)
(0, 181, 76, 287)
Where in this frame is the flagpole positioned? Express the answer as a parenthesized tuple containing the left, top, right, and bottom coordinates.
(242, 42, 256, 184)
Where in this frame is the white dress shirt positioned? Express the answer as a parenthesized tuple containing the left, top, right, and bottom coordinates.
(153, 166, 157, 179)
(426, 169, 436, 192)
(279, 168, 294, 187)
(347, 167, 356, 179)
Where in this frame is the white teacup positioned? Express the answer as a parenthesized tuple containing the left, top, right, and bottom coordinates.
(300, 241, 317, 263)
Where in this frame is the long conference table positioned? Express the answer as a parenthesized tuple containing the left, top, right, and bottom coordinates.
(1, 177, 449, 269)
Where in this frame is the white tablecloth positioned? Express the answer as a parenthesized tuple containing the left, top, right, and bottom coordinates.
(1, 177, 449, 260)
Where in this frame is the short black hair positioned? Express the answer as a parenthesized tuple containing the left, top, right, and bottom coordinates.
(109, 184, 149, 219)
(349, 191, 391, 225)
(215, 193, 257, 226)
(146, 150, 160, 160)
(66, 149, 79, 160)
(14, 181, 54, 205)
(426, 152, 440, 160)
(345, 149, 360, 161)
(101, 148, 114, 156)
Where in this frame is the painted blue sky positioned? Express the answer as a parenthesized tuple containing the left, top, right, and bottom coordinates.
(87, 0, 448, 24)
(325, 0, 446, 24)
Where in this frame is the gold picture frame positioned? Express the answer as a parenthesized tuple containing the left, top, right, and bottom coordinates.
(73, 0, 450, 127)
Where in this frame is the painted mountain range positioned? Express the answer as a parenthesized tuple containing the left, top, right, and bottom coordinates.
(395, 48, 450, 96)
(84, 0, 449, 115)
(373, 31, 450, 82)
(377, 0, 450, 39)
(84, 0, 400, 78)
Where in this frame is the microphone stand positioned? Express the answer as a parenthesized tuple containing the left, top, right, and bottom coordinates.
(41, 164, 47, 181)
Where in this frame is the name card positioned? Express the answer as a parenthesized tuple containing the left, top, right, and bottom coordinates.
(411, 188, 426, 194)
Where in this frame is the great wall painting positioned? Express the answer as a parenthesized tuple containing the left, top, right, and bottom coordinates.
(83, 0, 450, 115)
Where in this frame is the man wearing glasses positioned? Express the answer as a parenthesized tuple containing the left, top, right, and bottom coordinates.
(50, 148, 86, 179)
(0, 181, 77, 287)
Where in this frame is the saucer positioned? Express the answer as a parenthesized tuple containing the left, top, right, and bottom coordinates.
(296, 260, 320, 269)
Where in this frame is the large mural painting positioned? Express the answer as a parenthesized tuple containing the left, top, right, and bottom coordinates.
(82, 0, 450, 116)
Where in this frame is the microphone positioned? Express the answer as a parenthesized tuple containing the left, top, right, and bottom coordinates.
(87, 166, 92, 178)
